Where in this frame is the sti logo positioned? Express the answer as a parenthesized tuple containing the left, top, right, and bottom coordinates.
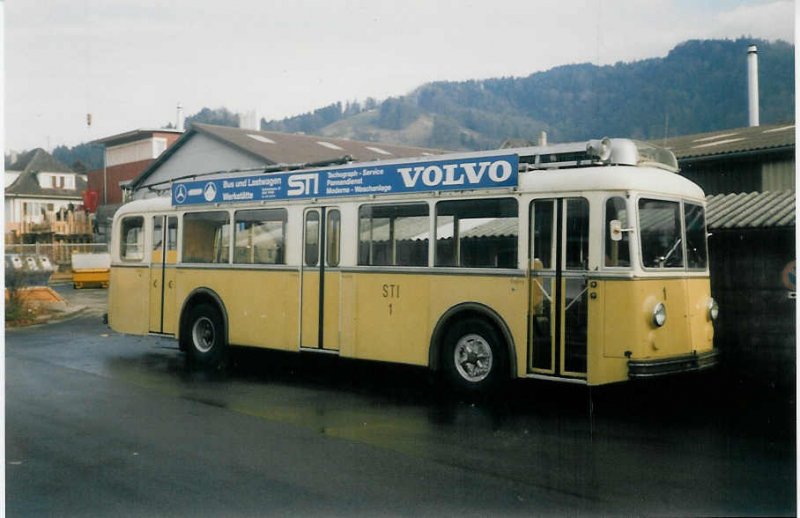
(396, 158, 514, 188)
(287, 173, 320, 197)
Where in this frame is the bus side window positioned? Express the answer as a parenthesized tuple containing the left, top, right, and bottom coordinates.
(120, 216, 144, 262)
(326, 209, 341, 267)
(435, 198, 518, 268)
(565, 198, 590, 270)
(305, 211, 320, 267)
(532, 200, 554, 270)
(151, 216, 164, 263)
(234, 208, 287, 265)
(358, 203, 429, 267)
(604, 197, 630, 268)
(183, 211, 230, 264)
(684, 203, 708, 269)
(166, 216, 178, 263)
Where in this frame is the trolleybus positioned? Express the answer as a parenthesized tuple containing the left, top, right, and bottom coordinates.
(108, 138, 719, 390)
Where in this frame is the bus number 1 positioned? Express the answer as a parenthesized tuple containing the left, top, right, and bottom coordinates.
(382, 284, 400, 316)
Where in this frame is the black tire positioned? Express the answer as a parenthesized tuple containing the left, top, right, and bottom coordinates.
(441, 318, 507, 393)
(183, 303, 227, 368)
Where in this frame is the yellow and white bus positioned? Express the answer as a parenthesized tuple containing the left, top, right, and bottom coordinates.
(108, 138, 719, 391)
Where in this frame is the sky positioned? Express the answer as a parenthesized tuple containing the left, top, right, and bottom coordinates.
(3, 0, 796, 152)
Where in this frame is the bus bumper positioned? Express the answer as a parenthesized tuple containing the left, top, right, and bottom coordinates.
(628, 350, 720, 379)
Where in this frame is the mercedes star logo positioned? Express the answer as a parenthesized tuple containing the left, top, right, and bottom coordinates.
(174, 184, 187, 204)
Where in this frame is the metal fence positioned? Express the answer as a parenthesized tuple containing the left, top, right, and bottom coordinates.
(5, 243, 109, 269)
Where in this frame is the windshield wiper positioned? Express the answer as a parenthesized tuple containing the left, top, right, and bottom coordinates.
(657, 237, 682, 268)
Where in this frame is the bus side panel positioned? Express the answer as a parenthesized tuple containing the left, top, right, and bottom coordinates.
(686, 277, 714, 353)
(346, 273, 526, 369)
(109, 266, 150, 335)
(586, 280, 628, 385)
(339, 273, 356, 357)
(175, 268, 300, 350)
(429, 275, 528, 374)
(347, 272, 431, 365)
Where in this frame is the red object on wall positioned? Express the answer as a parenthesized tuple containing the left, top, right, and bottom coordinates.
(87, 159, 154, 205)
(82, 189, 99, 213)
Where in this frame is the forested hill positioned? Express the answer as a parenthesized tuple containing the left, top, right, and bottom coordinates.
(38, 37, 794, 169)
(263, 38, 795, 150)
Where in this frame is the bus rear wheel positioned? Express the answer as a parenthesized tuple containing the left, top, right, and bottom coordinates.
(442, 318, 506, 393)
(183, 303, 227, 368)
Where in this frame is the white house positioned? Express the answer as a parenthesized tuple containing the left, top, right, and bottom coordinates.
(5, 148, 88, 238)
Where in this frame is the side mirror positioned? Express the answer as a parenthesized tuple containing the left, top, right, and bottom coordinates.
(609, 219, 623, 242)
(609, 219, 633, 242)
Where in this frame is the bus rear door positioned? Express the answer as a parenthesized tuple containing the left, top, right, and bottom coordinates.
(149, 215, 178, 335)
(300, 207, 341, 351)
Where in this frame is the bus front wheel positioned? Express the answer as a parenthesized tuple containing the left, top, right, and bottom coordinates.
(442, 318, 506, 393)
(183, 303, 227, 368)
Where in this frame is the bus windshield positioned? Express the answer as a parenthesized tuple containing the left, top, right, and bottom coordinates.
(638, 199, 707, 269)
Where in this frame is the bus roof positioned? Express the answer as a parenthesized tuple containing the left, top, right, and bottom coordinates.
(117, 163, 704, 221)
(116, 139, 703, 217)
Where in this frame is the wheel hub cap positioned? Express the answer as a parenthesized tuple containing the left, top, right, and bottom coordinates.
(454, 333, 493, 382)
(192, 316, 215, 353)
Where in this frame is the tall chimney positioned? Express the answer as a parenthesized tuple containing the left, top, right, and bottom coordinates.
(747, 45, 759, 127)
(176, 102, 185, 131)
(538, 131, 548, 146)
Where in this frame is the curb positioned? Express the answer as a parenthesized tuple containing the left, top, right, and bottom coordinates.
(6, 304, 90, 331)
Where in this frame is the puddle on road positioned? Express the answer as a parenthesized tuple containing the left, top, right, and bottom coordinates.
(104, 343, 795, 457)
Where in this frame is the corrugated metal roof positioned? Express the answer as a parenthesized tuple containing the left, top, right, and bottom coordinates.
(657, 123, 795, 160)
(461, 218, 518, 238)
(706, 190, 795, 229)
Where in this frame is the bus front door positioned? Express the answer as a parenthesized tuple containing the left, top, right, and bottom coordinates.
(149, 215, 178, 335)
(300, 207, 341, 352)
(529, 199, 588, 379)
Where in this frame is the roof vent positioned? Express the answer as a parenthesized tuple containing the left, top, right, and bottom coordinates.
(317, 141, 344, 151)
(247, 134, 276, 144)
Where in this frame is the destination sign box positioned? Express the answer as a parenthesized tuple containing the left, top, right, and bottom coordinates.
(171, 154, 519, 206)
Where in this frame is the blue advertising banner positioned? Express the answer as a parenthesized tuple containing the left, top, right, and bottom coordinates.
(171, 154, 518, 206)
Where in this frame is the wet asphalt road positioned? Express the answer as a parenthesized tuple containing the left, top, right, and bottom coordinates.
(5, 285, 796, 516)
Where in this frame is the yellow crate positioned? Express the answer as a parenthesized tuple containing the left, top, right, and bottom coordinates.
(73, 268, 110, 289)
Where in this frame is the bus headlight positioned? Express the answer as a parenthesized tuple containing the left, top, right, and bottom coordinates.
(652, 302, 667, 327)
(708, 298, 719, 321)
